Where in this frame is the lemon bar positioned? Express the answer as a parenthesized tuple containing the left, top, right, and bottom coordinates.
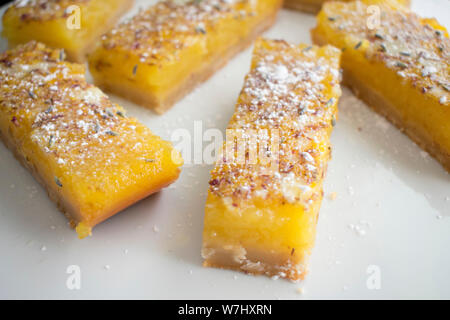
(201, 39, 342, 281)
(2, 0, 133, 62)
(88, 0, 282, 114)
(312, 0, 450, 171)
(284, 0, 409, 13)
(0, 42, 182, 238)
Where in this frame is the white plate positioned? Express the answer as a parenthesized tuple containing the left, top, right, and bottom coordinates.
(0, 0, 449, 299)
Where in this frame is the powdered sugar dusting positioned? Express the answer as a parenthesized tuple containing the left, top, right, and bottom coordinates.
(209, 40, 341, 207)
(100, 0, 258, 65)
(322, 1, 449, 105)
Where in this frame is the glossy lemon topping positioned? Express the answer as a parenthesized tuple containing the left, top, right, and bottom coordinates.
(6, 0, 90, 21)
(317, 0, 449, 105)
(0, 42, 182, 237)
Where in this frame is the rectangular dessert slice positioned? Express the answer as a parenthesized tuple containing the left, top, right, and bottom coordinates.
(2, 0, 133, 62)
(88, 0, 282, 114)
(0, 41, 182, 238)
(201, 38, 342, 281)
(311, 0, 450, 171)
(284, 0, 409, 13)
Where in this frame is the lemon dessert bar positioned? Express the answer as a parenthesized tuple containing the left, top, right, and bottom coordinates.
(88, 0, 282, 114)
(0, 42, 182, 238)
(201, 39, 342, 281)
(284, 0, 409, 14)
(312, 0, 450, 171)
(2, 0, 133, 62)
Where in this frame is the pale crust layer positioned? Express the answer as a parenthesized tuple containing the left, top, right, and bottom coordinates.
(284, 0, 410, 13)
(283, 0, 323, 13)
(202, 246, 308, 281)
(94, 10, 280, 114)
(313, 33, 450, 172)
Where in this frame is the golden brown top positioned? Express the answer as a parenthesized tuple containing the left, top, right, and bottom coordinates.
(0, 42, 173, 191)
(208, 39, 341, 206)
(100, 0, 259, 65)
(6, 0, 89, 21)
(320, 0, 449, 105)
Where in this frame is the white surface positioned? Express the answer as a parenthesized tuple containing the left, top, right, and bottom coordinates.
(0, 0, 449, 300)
